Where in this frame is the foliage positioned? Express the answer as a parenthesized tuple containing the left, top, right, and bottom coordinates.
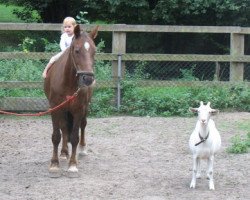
(0, 4, 24, 22)
(121, 82, 250, 117)
(76, 11, 89, 24)
(180, 66, 199, 81)
(19, 37, 49, 52)
(0, 59, 43, 81)
(227, 134, 250, 154)
(89, 88, 116, 117)
(2, 0, 250, 26)
(0, 59, 44, 97)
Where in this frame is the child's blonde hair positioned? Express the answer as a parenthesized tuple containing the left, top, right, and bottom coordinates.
(61, 17, 77, 32)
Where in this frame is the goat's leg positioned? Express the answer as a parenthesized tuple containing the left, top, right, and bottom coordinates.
(190, 155, 198, 188)
(207, 155, 215, 190)
(196, 158, 201, 178)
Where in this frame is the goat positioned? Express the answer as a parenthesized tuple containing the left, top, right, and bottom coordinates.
(189, 101, 221, 190)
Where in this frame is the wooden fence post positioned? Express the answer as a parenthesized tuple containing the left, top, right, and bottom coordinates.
(112, 30, 126, 80)
(230, 33, 244, 81)
(112, 28, 126, 106)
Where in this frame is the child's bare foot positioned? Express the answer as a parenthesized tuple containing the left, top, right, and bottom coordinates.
(42, 71, 47, 78)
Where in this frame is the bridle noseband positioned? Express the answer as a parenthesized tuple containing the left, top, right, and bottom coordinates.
(76, 71, 95, 87)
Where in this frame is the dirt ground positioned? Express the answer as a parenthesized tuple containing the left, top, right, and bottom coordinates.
(0, 112, 249, 200)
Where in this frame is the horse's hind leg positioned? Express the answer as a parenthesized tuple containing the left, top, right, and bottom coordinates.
(79, 115, 88, 156)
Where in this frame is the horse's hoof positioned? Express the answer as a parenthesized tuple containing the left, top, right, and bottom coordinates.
(67, 165, 79, 178)
(59, 155, 68, 161)
(49, 166, 61, 178)
(78, 146, 88, 156)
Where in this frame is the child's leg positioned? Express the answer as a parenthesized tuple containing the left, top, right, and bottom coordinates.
(42, 52, 63, 78)
(42, 62, 52, 78)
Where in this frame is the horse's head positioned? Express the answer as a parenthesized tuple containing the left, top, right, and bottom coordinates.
(70, 25, 98, 87)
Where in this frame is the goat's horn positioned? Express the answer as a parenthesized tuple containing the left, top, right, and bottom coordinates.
(200, 101, 204, 106)
(207, 102, 211, 106)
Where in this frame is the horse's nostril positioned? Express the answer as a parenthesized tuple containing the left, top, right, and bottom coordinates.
(83, 76, 94, 86)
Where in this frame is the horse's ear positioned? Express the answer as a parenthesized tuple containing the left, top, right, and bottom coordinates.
(74, 24, 81, 38)
(89, 26, 99, 39)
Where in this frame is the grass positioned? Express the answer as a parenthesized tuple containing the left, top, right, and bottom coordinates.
(0, 4, 24, 22)
(0, 4, 25, 51)
(237, 121, 250, 132)
(227, 120, 250, 154)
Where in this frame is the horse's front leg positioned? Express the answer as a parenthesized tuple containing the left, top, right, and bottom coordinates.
(68, 119, 81, 176)
(49, 114, 61, 176)
(60, 115, 70, 160)
(79, 115, 88, 156)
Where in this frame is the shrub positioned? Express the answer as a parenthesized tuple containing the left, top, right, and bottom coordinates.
(227, 134, 249, 154)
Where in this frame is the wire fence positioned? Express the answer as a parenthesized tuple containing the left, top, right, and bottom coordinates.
(0, 54, 250, 112)
(1, 23, 250, 112)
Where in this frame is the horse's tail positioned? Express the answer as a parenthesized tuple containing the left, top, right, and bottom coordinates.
(66, 112, 73, 142)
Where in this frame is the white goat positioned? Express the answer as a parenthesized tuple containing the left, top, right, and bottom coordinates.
(189, 101, 221, 190)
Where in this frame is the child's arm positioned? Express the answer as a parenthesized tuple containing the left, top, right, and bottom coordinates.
(60, 33, 67, 51)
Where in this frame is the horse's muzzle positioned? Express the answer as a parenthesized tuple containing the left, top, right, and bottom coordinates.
(77, 71, 95, 87)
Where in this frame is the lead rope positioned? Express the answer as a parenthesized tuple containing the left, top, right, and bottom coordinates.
(0, 88, 80, 117)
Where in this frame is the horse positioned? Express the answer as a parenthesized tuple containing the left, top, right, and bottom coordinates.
(44, 24, 98, 177)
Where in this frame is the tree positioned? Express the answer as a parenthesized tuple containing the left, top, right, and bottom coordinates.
(1, 0, 250, 26)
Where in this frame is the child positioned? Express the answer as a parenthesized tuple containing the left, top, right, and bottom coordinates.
(42, 17, 77, 78)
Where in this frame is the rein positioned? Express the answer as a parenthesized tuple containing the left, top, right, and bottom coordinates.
(195, 132, 210, 146)
(0, 88, 80, 117)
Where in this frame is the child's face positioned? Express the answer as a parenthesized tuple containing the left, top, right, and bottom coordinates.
(63, 23, 75, 36)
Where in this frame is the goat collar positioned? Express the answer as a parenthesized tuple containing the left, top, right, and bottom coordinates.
(195, 132, 209, 146)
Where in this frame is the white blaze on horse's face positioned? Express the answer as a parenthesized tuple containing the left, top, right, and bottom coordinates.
(84, 42, 90, 51)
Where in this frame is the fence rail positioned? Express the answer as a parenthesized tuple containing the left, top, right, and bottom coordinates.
(0, 23, 250, 112)
(2, 52, 250, 62)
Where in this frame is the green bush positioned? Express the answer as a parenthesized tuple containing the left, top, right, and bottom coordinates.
(121, 81, 250, 116)
(90, 88, 116, 117)
(227, 134, 249, 154)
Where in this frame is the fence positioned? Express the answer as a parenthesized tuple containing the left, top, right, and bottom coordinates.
(0, 23, 250, 111)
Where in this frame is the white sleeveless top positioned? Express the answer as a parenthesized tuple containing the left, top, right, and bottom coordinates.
(59, 33, 74, 51)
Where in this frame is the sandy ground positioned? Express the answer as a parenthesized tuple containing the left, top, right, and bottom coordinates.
(0, 112, 249, 200)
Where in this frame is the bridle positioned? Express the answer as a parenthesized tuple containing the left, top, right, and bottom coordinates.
(70, 37, 95, 88)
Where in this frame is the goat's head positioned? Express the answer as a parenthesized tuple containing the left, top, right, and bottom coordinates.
(189, 101, 219, 125)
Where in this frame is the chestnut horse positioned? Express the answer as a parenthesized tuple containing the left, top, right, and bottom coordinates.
(44, 25, 98, 176)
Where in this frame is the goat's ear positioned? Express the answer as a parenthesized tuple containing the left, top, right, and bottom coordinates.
(210, 109, 219, 115)
(89, 26, 99, 39)
(200, 101, 204, 106)
(207, 102, 211, 107)
(189, 107, 198, 113)
(74, 24, 81, 38)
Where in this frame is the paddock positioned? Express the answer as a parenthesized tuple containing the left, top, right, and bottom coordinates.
(0, 112, 249, 199)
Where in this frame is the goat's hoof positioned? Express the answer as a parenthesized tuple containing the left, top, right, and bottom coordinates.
(190, 182, 196, 189)
(209, 182, 215, 190)
(196, 174, 201, 179)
